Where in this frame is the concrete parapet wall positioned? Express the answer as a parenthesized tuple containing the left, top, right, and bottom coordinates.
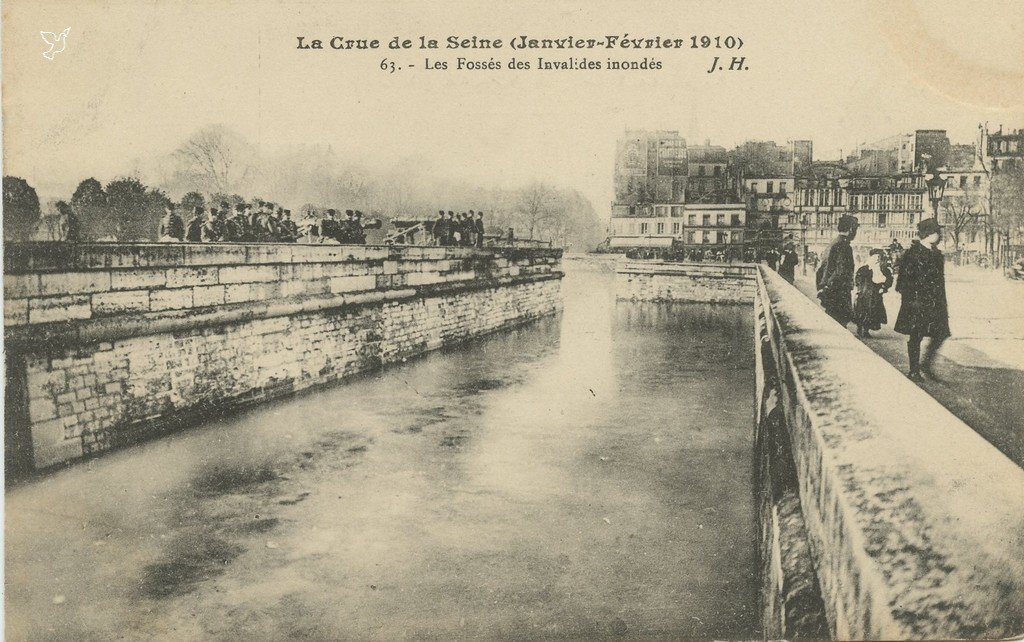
(4, 243, 563, 469)
(615, 261, 757, 303)
(754, 266, 1024, 639)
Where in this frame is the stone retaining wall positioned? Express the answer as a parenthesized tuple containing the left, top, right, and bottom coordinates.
(4, 243, 562, 469)
(615, 261, 757, 303)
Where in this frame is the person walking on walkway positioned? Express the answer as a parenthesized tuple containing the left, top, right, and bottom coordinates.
(894, 217, 949, 381)
(816, 214, 859, 326)
(778, 242, 799, 284)
(853, 249, 893, 338)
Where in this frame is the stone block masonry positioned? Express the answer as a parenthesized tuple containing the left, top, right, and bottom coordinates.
(615, 261, 757, 303)
(4, 243, 563, 469)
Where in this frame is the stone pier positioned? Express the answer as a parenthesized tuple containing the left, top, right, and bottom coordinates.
(4, 243, 563, 471)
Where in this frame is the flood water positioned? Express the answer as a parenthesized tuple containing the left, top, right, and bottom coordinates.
(5, 256, 758, 640)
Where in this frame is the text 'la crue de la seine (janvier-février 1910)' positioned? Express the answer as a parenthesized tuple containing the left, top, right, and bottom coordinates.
(294, 34, 748, 74)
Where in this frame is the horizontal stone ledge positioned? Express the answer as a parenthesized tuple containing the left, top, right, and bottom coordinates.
(4, 242, 563, 274)
(4, 271, 563, 349)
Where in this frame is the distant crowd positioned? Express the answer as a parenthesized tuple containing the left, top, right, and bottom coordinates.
(429, 210, 485, 247)
(158, 201, 375, 244)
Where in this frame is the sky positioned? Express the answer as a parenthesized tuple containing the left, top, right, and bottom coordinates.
(3, 0, 1023, 214)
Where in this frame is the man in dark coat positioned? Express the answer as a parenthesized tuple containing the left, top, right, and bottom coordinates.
(445, 211, 457, 246)
(894, 217, 949, 381)
(778, 242, 799, 284)
(431, 210, 448, 246)
(816, 214, 859, 326)
(159, 204, 184, 241)
(185, 206, 205, 242)
(352, 211, 367, 244)
(473, 211, 485, 248)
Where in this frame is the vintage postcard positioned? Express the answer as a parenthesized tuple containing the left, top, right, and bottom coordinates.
(3, 0, 1024, 639)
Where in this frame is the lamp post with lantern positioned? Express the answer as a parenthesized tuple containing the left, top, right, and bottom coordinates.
(925, 170, 946, 222)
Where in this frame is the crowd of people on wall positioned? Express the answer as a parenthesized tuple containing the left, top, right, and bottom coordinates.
(816, 214, 949, 382)
(429, 210, 485, 247)
(158, 201, 379, 244)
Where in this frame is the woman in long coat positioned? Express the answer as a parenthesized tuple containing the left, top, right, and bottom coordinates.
(894, 218, 949, 380)
(853, 249, 893, 337)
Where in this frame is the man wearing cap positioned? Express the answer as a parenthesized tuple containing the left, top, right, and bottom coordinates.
(159, 203, 184, 242)
(185, 206, 205, 242)
(894, 217, 949, 381)
(778, 241, 799, 284)
(352, 211, 367, 244)
(473, 211, 485, 248)
(431, 210, 448, 246)
(816, 214, 858, 326)
(201, 207, 221, 242)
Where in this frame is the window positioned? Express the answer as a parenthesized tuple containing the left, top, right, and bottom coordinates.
(974, 175, 981, 187)
(731, 214, 741, 226)
(767, 181, 774, 194)
(702, 231, 711, 244)
(751, 182, 758, 194)
(960, 176, 967, 188)
(719, 231, 729, 244)
(629, 222, 636, 234)
(639, 222, 648, 234)
(714, 166, 721, 177)
(703, 214, 711, 226)
(672, 222, 681, 235)
(779, 182, 787, 195)
(688, 230, 697, 243)
(688, 214, 697, 226)
(698, 166, 706, 176)
(878, 212, 887, 227)
(671, 206, 683, 217)
(656, 222, 665, 235)
(731, 230, 742, 244)
(717, 214, 726, 225)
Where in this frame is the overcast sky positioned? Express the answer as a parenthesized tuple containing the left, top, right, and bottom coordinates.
(4, 0, 1023, 211)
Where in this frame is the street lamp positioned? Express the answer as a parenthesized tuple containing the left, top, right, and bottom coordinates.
(926, 171, 946, 221)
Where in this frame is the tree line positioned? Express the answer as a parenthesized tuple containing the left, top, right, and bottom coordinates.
(3, 125, 606, 251)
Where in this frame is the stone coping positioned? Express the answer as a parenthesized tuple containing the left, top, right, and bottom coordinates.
(3, 242, 563, 274)
(757, 266, 1024, 638)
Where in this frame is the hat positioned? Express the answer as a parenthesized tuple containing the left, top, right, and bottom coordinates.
(837, 214, 859, 233)
(869, 248, 886, 257)
(220, 201, 229, 208)
(345, 209, 354, 216)
(235, 203, 246, 212)
(326, 208, 337, 216)
(917, 217, 942, 238)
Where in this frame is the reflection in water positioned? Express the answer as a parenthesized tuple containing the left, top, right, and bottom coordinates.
(6, 257, 758, 640)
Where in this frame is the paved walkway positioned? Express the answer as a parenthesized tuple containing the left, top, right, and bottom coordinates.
(791, 265, 1024, 468)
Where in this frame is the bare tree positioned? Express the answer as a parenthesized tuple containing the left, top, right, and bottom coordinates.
(515, 183, 556, 240)
(173, 125, 254, 195)
(940, 186, 985, 253)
